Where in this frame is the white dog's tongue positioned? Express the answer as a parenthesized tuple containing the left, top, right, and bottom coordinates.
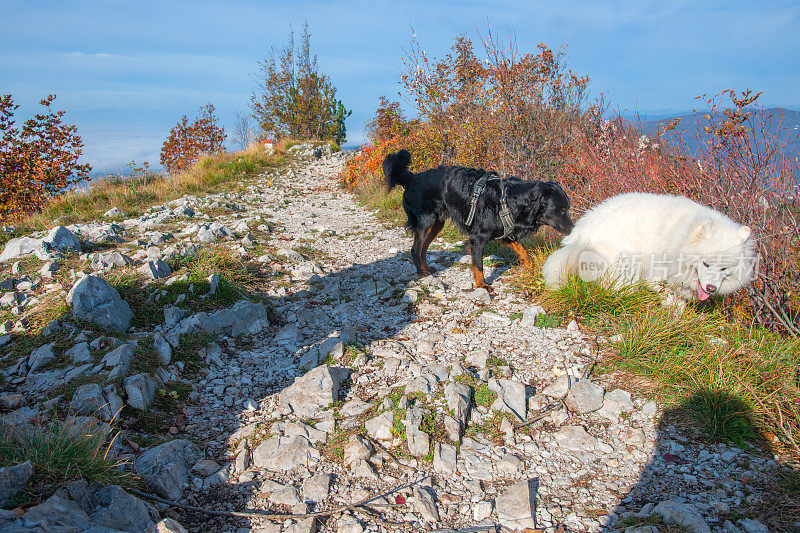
(697, 282, 710, 301)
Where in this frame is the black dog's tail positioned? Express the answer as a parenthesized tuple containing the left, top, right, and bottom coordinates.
(382, 149, 413, 191)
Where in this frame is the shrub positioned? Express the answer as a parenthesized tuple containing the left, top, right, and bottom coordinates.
(251, 23, 351, 145)
(341, 27, 591, 191)
(0, 94, 91, 221)
(562, 90, 799, 333)
(160, 103, 226, 174)
(399, 29, 590, 175)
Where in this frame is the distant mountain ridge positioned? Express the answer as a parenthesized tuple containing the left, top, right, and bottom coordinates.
(643, 107, 800, 156)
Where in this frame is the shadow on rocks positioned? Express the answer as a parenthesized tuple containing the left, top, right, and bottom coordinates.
(601, 389, 799, 533)
(161, 251, 425, 531)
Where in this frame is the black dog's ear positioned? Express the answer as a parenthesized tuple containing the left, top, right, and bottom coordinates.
(529, 183, 549, 202)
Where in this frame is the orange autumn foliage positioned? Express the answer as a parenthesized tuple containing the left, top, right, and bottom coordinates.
(0, 94, 91, 220)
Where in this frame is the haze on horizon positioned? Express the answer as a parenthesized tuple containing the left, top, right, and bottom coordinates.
(2, 0, 799, 173)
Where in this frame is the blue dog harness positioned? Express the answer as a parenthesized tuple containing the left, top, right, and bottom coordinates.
(465, 171, 516, 241)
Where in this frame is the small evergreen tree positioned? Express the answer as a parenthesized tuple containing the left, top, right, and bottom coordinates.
(251, 23, 351, 144)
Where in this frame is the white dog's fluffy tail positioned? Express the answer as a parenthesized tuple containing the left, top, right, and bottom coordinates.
(542, 243, 588, 288)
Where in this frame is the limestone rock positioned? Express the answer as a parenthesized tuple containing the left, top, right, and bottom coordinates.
(444, 381, 471, 425)
(87, 484, 159, 532)
(69, 383, 111, 419)
(65, 342, 92, 364)
(124, 373, 158, 410)
(0, 236, 47, 262)
(101, 343, 135, 380)
(597, 388, 634, 422)
(27, 342, 56, 373)
(365, 411, 394, 444)
(412, 485, 440, 523)
(433, 441, 457, 474)
(496, 478, 538, 530)
(67, 275, 134, 332)
(147, 518, 189, 533)
(278, 365, 348, 417)
(553, 425, 598, 453)
(139, 259, 172, 280)
(197, 222, 233, 243)
(404, 408, 431, 457)
(520, 305, 546, 327)
(302, 474, 330, 503)
(135, 439, 202, 500)
(489, 378, 526, 421)
(343, 435, 372, 467)
(43, 226, 81, 254)
(653, 500, 711, 533)
(172, 299, 270, 338)
(564, 378, 604, 414)
(252, 435, 320, 471)
(541, 374, 570, 399)
(0, 461, 33, 506)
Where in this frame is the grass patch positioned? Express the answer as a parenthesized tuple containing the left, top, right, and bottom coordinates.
(18, 143, 287, 230)
(127, 381, 192, 435)
(107, 245, 252, 328)
(465, 412, 509, 444)
(544, 276, 661, 319)
(291, 245, 331, 262)
(0, 417, 134, 508)
(534, 313, 561, 328)
(172, 333, 213, 375)
(319, 424, 367, 462)
(518, 257, 800, 458)
(473, 384, 497, 408)
(129, 337, 162, 375)
(350, 177, 405, 226)
(391, 409, 407, 440)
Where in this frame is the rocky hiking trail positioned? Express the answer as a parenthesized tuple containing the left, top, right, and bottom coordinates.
(0, 146, 783, 533)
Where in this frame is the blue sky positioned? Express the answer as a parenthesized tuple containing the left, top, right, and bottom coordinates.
(2, 0, 799, 172)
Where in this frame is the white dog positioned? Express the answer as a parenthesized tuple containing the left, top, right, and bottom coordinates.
(542, 193, 757, 301)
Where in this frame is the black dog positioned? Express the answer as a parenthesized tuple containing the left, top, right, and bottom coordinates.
(383, 149, 574, 292)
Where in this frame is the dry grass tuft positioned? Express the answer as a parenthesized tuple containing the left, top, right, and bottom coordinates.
(18, 144, 286, 230)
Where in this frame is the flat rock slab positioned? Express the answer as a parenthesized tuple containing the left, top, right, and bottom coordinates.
(496, 478, 538, 530)
(135, 439, 202, 500)
(252, 435, 320, 471)
(278, 365, 349, 418)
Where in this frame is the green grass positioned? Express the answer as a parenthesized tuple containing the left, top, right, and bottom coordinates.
(543, 276, 661, 319)
(473, 384, 497, 408)
(129, 337, 162, 375)
(319, 424, 367, 462)
(171, 332, 214, 375)
(107, 245, 252, 328)
(391, 409, 407, 440)
(0, 417, 134, 508)
(518, 262, 800, 458)
(291, 245, 331, 262)
(534, 313, 561, 328)
(464, 412, 510, 444)
(349, 176, 404, 226)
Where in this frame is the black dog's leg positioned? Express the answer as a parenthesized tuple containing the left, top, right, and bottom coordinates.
(468, 236, 491, 292)
(420, 218, 445, 274)
(410, 230, 427, 277)
(505, 239, 532, 268)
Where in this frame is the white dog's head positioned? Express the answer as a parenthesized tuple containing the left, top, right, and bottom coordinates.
(690, 219, 755, 300)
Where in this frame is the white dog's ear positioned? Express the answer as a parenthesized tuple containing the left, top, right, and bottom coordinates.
(738, 225, 751, 243)
(691, 218, 713, 241)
